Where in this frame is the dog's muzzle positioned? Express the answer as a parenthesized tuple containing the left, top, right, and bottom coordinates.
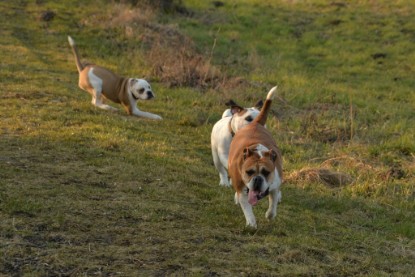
(257, 187, 269, 200)
(253, 176, 263, 191)
(247, 177, 269, 206)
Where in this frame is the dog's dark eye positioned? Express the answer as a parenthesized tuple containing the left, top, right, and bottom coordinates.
(139, 88, 145, 94)
(261, 169, 270, 178)
(245, 116, 253, 122)
(246, 169, 255, 176)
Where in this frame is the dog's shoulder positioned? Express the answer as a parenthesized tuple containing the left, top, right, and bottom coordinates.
(212, 116, 231, 133)
(229, 123, 276, 161)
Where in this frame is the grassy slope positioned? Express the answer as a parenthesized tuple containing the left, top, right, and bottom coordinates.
(1, 0, 414, 276)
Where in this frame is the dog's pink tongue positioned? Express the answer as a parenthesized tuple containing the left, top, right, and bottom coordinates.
(248, 190, 259, 206)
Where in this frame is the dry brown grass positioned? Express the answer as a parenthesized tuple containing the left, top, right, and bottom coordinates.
(287, 167, 354, 187)
(84, 3, 246, 90)
(141, 20, 245, 89)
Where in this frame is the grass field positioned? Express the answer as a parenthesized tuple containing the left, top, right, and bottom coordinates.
(1, 0, 414, 276)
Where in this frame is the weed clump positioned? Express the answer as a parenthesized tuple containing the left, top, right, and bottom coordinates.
(147, 38, 222, 88)
(90, 2, 242, 90)
(288, 168, 353, 187)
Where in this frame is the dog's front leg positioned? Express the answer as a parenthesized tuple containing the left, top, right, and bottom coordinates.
(237, 192, 257, 228)
(132, 109, 162, 120)
(265, 189, 280, 220)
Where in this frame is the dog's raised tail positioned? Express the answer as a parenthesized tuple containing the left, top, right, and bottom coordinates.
(254, 86, 277, 126)
(67, 35, 83, 73)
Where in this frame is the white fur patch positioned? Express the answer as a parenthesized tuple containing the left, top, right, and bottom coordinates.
(88, 69, 103, 92)
(271, 168, 282, 190)
(222, 109, 233, 118)
(266, 86, 277, 100)
(68, 36, 75, 46)
(137, 79, 151, 90)
(255, 144, 269, 158)
(129, 79, 154, 101)
(230, 107, 260, 133)
(131, 88, 140, 99)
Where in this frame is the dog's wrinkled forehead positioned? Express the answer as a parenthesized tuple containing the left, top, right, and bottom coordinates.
(226, 99, 262, 132)
(134, 79, 152, 91)
(231, 107, 260, 132)
(130, 78, 155, 100)
(243, 144, 278, 168)
(244, 144, 267, 161)
(241, 107, 260, 121)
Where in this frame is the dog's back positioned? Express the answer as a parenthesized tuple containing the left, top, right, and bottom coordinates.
(228, 122, 280, 172)
(228, 86, 282, 179)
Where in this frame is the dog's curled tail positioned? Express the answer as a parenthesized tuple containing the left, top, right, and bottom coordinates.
(254, 86, 277, 126)
(67, 35, 83, 73)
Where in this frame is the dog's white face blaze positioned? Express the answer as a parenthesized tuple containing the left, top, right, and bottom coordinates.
(254, 144, 269, 158)
(230, 107, 260, 133)
(130, 79, 154, 100)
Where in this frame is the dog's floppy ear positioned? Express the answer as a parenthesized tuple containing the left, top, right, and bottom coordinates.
(129, 78, 138, 87)
(225, 100, 244, 115)
(225, 99, 237, 107)
(267, 149, 278, 162)
(243, 147, 254, 160)
(255, 100, 264, 110)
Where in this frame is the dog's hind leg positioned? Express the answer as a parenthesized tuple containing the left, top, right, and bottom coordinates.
(93, 92, 118, 111)
(88, 70, 117, 111)
(217, 163, 230, 187)
(212, 148, 230, 187)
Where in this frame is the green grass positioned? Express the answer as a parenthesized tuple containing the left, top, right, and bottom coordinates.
(1, 0, 414, 276)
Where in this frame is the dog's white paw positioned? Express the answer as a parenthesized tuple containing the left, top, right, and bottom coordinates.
(132, 110, 162, 120)
(219, 179, 231, 187)
(265, 209, 276, 220)
(95, 103, 118, 111)
(246, 220, 257, 229)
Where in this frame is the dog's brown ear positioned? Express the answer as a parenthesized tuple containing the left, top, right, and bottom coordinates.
(226, 100, 244, 115)
(255, 100, 264, 110)
(268, 150, 278, 162)
(225, 99, 237, 107)
(243, 147, 254, 160)
(231, 106, 243, 115)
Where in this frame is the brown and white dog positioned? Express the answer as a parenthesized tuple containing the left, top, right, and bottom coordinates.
(228, 86, 282, 228)
(67, 36, 162, 120)
(211, 99, 263, 187)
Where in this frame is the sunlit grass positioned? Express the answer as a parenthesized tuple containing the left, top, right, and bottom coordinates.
(0, 0, 414, 276)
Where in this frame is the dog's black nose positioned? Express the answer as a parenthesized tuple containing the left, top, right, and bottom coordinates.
(147, 91, 154, 99)
(253, 176, 263, 191)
